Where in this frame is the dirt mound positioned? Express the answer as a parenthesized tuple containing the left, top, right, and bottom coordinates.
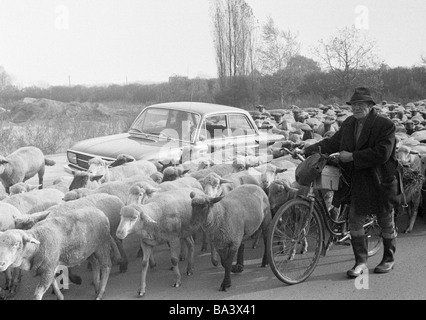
(8, 98, 113, 123)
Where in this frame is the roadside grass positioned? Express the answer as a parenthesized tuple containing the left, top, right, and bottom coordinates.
(0, 117, 131, 155)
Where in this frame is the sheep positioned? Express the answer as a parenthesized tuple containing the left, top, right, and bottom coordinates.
(398, 165, 425, 233)
(87, 157, 158, 183)
(68, 170, 102, 190)
(2, 188, 64, 215)
(0, 202, 25, 296)
(188, 163, 240, 181)
(199, 172, 234, 198)
(115, 187, 205, 297)
(396, 146, 426, 232)
(15, 193, 128, 274)
(0, 146, 56, 193)
(190, 184, 272, 291)
(46, 175, 74, 194)
(0, 207, 115, 300)
(126, 177, 203, 205)
(9, 182, 41, 195)
(149, 171, 164, 184)
(125, 177, 214, 265)
(64, 175, 158, 204)
(107, 153, 136, 167)
(162, 166, 191, 182)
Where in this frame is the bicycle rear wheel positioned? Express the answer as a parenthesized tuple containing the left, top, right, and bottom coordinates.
(267, 198, 324, 285)
(365, 215, 382, 257)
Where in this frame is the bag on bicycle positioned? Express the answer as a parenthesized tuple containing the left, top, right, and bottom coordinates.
(295, 153, 327, 186)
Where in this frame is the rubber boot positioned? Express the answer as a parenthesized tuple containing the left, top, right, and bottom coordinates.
(347, 235, 368, 278)
(374, 238, 396, 273)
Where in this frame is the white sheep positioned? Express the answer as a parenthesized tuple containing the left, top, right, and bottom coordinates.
(64, 175, 159, 204)
(87, 156, 158, 183)
(2, 188, 64, 215)
(46, 175, 74, 194)
(115, 187, 205, 297)
(0, 146, 56, 193)
(126, 177, 203, 205)
(161, 166, 191, 182)
(0, 207, 116, 300)
(126, 177, 211, 265)
(9, 182, 41, 195)
(190, 184, 272, 291)
(15, 193, 129, 274)
(186, 163, 242, 182)
(68, 170, 102, 190)
(0, 202, 25, 296)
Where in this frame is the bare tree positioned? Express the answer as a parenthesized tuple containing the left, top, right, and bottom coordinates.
(312, 26, 382, 97)
(421, 53, 426, 65)
(210, 0, 257, 89)
(0, 66, 13, 89)
(257, 17, 300, 107)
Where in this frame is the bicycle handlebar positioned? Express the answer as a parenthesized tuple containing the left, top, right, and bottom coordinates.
(281, 146, 341, 166)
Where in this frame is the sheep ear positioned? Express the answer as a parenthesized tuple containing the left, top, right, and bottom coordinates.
(181, 169, 191, 176)
(107, 159, 121, 168)
(90, 175, 103, 182)
(146, 186, 161, 196)
(210, 193, 224, 204)
(139, 209, 157, 224)
(21, 233, 40, 245)
(13, 216, 31, 229)
(219, 178, 232, 184)
(275, 168, 288, 174)
(0, 159, 8, 164)
(190, 191, 197, 199)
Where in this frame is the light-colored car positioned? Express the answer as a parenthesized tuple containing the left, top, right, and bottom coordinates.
(65, 102, 283, 173)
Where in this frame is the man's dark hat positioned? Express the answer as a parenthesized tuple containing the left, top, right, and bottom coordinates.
(346, 87, 376, 105)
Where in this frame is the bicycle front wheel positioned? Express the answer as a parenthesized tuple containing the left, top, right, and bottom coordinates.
(267, 198, 324, 285)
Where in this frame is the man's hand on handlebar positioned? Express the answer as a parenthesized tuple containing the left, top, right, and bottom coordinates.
(338, 151, 353, 163)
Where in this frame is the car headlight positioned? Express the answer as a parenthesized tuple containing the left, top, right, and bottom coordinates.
(67, 152, 77, 164)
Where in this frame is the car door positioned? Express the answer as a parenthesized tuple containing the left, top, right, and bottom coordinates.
(227, 113, 258, 156)
(198, 114, 234, 164)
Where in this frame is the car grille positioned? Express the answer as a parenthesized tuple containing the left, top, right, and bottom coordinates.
(76, 153, 92, 170)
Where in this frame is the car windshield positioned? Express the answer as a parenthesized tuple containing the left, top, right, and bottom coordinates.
(129, 108, 201, 143)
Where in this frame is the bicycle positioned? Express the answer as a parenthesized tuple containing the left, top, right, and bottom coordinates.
(267, 148, 383, 285)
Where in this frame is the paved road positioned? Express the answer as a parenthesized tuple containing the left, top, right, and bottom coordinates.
(8, 154, 426, 301)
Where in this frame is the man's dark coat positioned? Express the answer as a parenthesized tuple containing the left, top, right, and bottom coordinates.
(304, 108, 399, 216)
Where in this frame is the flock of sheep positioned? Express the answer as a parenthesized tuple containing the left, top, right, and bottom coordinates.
(0, 143, 304, 300)
(1, 99, 426, 300)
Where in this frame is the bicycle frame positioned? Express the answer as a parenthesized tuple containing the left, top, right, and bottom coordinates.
(296, 177, 355, 256)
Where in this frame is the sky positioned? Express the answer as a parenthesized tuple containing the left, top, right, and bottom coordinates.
(0, 0, 425, 87)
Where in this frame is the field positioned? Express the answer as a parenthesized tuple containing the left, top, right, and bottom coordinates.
(0, 99, 144, 155)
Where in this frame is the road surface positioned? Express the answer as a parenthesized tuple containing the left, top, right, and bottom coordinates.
(7, 154, 426, 302)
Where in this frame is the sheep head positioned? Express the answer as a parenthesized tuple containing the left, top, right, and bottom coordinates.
(69, 171, 89, 190)
(63, 188, 90, 201)
(108, 154, 136, 168)
(201, 173, 232, 198)
(190, 191, 224, 209)
(0, 230, 39, 272)
(87, 157, 108, 180)
(117, 204, 156, 240)
(9, 183, 40, 195)
(268, 180, 299, 211)
(149, 172, 163, 184)
(0, 156, 8, 174)
(127, 182, 161, 205)
(162, 166, 186, 182)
